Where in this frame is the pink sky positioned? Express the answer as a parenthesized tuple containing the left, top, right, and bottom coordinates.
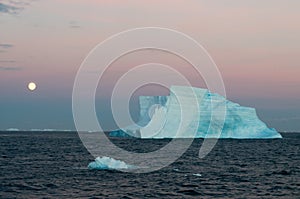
(0, 0, 299, 130)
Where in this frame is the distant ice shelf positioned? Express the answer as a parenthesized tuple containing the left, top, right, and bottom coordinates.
(110, 86, 282, 139)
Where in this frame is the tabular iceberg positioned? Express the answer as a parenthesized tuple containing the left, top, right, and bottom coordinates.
(110, 86, 282, 139)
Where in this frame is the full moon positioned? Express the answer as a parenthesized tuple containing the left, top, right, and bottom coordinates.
(28, 82, 37, 91)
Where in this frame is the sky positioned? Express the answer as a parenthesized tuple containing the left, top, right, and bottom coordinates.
(0, 0, 300, 131)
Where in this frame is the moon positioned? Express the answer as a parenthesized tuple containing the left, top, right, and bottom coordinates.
(28, 82, 37, 91)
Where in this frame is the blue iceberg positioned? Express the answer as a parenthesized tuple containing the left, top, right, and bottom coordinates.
(88, 156, 136, 170)
(110, 86, 282, 139)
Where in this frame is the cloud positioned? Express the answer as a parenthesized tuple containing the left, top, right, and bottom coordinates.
(0, 66, 22, 71)
(0, 1, 35, 14)
(0, 3, 19, 14)
(69, 21, 81, 29)
(0, 60, 16, 63)
(70, 25, 81, 29)
(0, 43, 14, 49)
(0, 44, 14, 53)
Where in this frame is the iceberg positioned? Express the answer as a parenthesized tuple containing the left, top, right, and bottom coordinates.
(88, 156, 135, 170)
(110, 86, 282, 139)
(6, 128, 20, 131)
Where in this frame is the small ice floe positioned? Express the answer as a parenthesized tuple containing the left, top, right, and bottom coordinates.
(192, 173, 202, 177)
(88, 156, 135, 170)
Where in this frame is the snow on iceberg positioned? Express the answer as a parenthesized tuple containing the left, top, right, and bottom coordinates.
(110, 86, 282, 139)
(88, 156, 135, 170)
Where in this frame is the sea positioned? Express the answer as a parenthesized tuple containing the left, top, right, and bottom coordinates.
(1, 131, 299, 198)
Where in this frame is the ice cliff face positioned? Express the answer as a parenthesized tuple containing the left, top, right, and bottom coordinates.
(110, 86, 282, 139)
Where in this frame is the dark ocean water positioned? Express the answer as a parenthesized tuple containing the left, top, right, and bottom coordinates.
(1, 131, 299, 199)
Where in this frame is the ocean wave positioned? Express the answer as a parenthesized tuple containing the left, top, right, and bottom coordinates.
(192, 173, 202, 177)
